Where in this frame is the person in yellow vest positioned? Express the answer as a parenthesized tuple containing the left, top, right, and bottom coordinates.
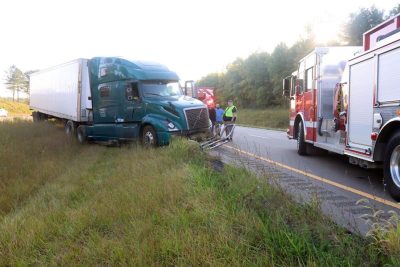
(223, 100, 237, 141)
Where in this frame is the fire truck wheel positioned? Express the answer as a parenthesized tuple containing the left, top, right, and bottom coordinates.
(384, 132, 400, 201)
(297, 121, 308, 156)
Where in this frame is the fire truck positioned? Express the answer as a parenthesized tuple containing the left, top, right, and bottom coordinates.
(283, 14, 400, 200)
(184, 80, 215, 109)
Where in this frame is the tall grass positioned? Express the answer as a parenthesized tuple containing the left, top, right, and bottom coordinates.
(0, 98, 31, 116)
(236, 107, 289, 130)
(0, 121, 85, 217)
(0, 121, 397, 265)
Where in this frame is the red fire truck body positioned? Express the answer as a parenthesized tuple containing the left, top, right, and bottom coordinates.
(284, 46, 361, 147)
(283, 14, 400, 200)
(184, 81, 215, 108)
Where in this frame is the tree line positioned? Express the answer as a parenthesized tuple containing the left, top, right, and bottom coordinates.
(197, 5, 400, 109)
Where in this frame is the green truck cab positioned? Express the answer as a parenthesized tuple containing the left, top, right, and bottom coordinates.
(85, 57, 211, 146)
(30, 57, 211, 146)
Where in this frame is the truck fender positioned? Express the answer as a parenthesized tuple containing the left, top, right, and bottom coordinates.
(294, 113, 306, 140)
(374, 118, 400, 161)
(140, 114, 170, 133)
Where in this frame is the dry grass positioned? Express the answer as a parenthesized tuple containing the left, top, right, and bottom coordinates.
(0, 98, 31, 116)
(0, 120, 397, 265)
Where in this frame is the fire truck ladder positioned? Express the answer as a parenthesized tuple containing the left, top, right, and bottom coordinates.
(200, 124, 235, 150)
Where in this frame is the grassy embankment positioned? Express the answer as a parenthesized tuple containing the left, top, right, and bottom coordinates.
(0, 98, 31, 116)
(0, 120, 399, 265)
(236, 107, 289, 130)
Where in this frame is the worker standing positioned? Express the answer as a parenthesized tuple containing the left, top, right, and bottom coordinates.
(208, 105, 216, 136)
(215, 103, 224, 136)
(223, 100, 237, 140)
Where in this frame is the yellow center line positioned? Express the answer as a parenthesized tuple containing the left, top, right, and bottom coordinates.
(224, 144, 400, 210)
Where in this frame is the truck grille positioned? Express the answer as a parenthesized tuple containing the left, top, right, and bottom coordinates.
(184, 108, 209, 130)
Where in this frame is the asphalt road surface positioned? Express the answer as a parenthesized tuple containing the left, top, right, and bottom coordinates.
(211, 126, 400, 234)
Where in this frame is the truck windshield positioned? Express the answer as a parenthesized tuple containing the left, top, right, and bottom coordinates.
(141, 81, 182, 97)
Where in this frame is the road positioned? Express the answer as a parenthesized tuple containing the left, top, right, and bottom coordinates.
(211, 126, 400, 234)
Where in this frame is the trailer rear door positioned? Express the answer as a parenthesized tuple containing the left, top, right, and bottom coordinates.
(347, 57, 374, 149)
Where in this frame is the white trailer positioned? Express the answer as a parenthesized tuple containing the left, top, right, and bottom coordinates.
(29, 59, 92, 122)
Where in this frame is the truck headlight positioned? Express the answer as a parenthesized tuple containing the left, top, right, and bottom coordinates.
(167, 122, 175, 129)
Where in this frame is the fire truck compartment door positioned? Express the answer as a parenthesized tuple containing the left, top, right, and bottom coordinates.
(377, 47, 400, 103)
(347, 58, 374, 149)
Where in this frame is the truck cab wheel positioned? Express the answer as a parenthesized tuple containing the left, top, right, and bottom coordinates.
(297, 121, 308, 155)
(65, 120, 76, 137)
(384, 132, 400, 201)
(142, 125, 157, 148)
(76, 125, 87, 144)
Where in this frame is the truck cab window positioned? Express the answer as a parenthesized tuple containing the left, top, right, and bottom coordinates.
(305, 67, 313, 91)
(290, 76, 297, 96)
(126, 83, 139, 101)
(141, 81, 182, 98)
(297, 71, 305, 94)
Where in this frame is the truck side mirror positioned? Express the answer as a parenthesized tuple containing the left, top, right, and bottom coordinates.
(282, 77, 291, 97)
(184, 80, 195, 97)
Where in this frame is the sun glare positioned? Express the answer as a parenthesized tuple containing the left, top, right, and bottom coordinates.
(313, 21, 342, 45)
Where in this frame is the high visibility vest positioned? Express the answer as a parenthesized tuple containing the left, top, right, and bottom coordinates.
(224, 106, 236, 117)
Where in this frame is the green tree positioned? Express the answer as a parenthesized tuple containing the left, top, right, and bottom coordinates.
(388, 4, 400, 17)
(4, 65, 29, 101)
(197, 37, 316, 109)
(24, 70, 39, 95)
(343, 6, 384, 45)
(196, 73, 220, 88)
(269, 43, 292, 104)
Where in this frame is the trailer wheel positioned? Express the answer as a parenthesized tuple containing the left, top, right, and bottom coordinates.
(76, 125, 87, 144)
(297, 121, 308, 155)
(142, 125, 157, 148)
(65, 120, 76, 137)
(32, 112, 39, 122)
(384, 132, 400, 201)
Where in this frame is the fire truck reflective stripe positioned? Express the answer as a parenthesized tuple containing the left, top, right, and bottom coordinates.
(289, 120, 316, 128)
(225, 145, 400, 210)
(305, 121, 315, 128)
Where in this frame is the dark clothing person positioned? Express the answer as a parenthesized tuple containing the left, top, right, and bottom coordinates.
(209, 108, 216, 123)
(209, 108, 216, 136)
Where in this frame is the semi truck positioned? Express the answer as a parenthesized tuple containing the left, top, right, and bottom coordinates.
(30, 57, 211, 146)
(283, 14, 400, 200)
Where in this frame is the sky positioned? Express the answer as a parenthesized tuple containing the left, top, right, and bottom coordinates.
(0, 0, 399, 97)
